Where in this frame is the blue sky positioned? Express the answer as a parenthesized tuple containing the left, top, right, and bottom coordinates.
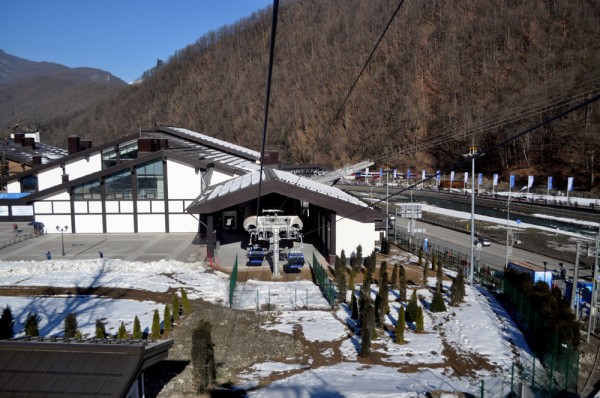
(1, 0, 273, 83)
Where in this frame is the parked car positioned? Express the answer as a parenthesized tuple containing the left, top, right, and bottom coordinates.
(474, 237, 492, 247)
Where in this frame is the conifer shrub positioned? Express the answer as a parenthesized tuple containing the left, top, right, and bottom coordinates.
(133, 316, 143, 339)
(64, 313, 78, 338)
(422, 260, 428, 287)
(181, 288, 193, 316)
(150, 309, 161, 339)
(359, 296, 374, 358)
(348, 271, 355, 296)
(416, 306, 425, 333)
(336, 257, 347, 304)
(376, 270, 389, 327)
(431, 253, 437, 272)
(95, 319, 106, 338)
(24, 312, 40, 336)
(350, 292, 358, 320)
(164, 305, 172, 333)
(430, 290, 447, 313)
(75, 330, 82, 340)
(173, 293, 180, 322)
(436, 260, 444, 292)
(0, 305, 14, 340)
(450, 277, 461, 306)
(391, 264, 398, 290)
(117, 321, 128, 339)
(395, 306, 405, 344)
(399, 265, 407, 302)
(191, 320, 216, 393)
(406, 289, 419, 323)
(378, 261, 388, 284)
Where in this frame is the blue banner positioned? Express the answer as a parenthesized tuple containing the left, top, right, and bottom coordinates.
(548, 176, 553, 190)
(478, 173, 483, 185)
(436, 170, 441, 182)
(510, 175, 515, 189)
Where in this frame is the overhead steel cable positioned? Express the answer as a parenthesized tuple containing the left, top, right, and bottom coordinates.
(327, 0, 406, 134)
(256, 0, 280, 217)
(300, 91, 600, 238)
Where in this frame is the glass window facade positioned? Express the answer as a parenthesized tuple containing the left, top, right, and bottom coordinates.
(136, 159, 164, 199)
(73, 179, 101, 200)
(105, 170, 132, 199)
(21, 174, 38, 192)
(102, 142, 138, 169)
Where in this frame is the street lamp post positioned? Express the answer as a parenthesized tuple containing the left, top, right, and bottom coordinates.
(505, 186, 526, 267)
(56, 225, 68, 256)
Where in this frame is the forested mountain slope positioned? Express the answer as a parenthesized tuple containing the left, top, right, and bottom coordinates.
(26, 1, 600, 189)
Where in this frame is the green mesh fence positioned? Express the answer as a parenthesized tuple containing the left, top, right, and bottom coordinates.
(394, 230, 579, 396)
(312, 252, 335, 307)
(229, 254, 238, 309)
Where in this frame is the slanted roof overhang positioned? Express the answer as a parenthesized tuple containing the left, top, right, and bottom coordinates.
(187, 168, 382, 224)
(0, 338, 173, 398)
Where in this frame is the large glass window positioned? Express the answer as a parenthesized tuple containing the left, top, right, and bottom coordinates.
(102, 142, 138, 169)
(136, 159, 164, 199)
(21, 174, 38, 192)
(105, 170, 132, 199)
(73, 179, 101, 200)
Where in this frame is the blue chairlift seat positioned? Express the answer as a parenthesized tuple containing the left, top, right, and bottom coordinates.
(286, 250, 305, 269)
(246, 245, 266, 266)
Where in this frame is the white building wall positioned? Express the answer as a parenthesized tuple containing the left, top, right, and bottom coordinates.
(169, 214, 198, 232)
(74, 215, 103, 233)
(7, 181, 20, 193)
(107, 214, 135, 233)
(138, 214, 166, 232)
(65, 154, 102, 180)
(167, 160, 201, 199)
(335, 216, 377, 256)
(209, 170, 234, 186)
(37, 167, 64, 191)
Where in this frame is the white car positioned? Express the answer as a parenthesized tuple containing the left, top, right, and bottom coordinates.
(474, 237, 491, 247)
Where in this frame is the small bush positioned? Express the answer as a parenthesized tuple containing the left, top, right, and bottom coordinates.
(164, 305, 172, 334)
(133, 316, 143, 339)
(24, 312, 40, 336)
(64, 313, 78, 338)
(395, 306, 405, 344)
(181, 288, 193, 316)
(430, 290, 447, 313)
(173, 294, 180, 322)
(150, 309, 161, 339)
(95, 319, 106, 338)
(117, 321, 127, 339)
(191, 320, 216, 393)
(0, 305, 14, 340)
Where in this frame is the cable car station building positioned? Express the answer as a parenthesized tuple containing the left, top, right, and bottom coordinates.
(0, 126, 382, 265)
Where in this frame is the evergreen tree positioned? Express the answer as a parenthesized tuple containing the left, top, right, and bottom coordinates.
(390, 264, 398, 290)
(356, 244, 363, 271)
(359, 295, 374, 358)
(24, 312, 40, 336)
(399, 265, 407, 302)
(117, 321, 127, 339)
(406, 289, 419, 323)
(431, 253, 437, 272)
(95, 319, 106, 338)
(430, 290, 447, 312)
(336, 257, 347, 304)
(378, 261, 388, 284)
(173, 293, 180, 322)
(164, 305, 172, 333)
(350, 291, 359, 320)
(133, 316, 143, 339)
(450, 277, 461, 306)
(395, 306, 405, 344)
(191, 320, 216, 393)
(348, 271, 355, 296)
(415, 306, 425, 333)
(75, 330, 82, 339)
(64, 312, 78, 338)
(436, 259, 444, 292)
(181, 288, 193, 316)
(150, 309, 161, 339)
(375, 270, 389, 327)
(457, 267, 466, 301)
(359, 272, 372, 326)
(422, 259, 429, 287)
(417, 248, 423, 267)
(0, 305, 14, 340)
(340, 249, 347, 271)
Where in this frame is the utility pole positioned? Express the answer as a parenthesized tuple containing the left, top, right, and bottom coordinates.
(588, 228, 599, 341)
(466, 146, 477, 284)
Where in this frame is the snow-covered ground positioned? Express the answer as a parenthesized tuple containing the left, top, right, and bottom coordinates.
(0, 256, 536, 397)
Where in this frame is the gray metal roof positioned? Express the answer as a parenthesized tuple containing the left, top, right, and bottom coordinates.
(1, 139, 68, 166)
(187, 167, 382, 223)
(0, 337, 173, 398)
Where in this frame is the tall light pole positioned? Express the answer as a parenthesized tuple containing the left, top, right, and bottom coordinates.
(463, 146, 477, 284)
(505, 186, 526, 267)
(56, 225, 68, 256)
